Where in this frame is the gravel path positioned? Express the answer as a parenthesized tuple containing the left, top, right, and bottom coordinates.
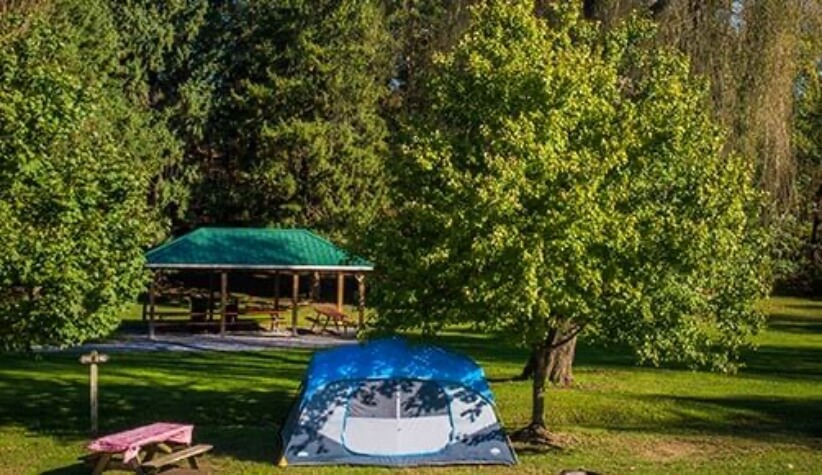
(52, 332, 356, 353)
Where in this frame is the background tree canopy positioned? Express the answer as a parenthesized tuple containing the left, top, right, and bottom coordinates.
(180, 0, 393, 240)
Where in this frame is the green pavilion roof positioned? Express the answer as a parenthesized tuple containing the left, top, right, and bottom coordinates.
(145, 228, 373, 271)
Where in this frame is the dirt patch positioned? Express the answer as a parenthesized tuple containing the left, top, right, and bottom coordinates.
(637, 439, 705, 462)
(512, 431, 581, 454)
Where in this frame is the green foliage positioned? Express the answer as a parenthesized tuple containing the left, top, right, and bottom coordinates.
(108, 0, 213, 223)
(368, 1, 768, 371)
(186, 0, 392, 240)
(0, 0, 162, 349)
(775, 64, 822, 290)
(383, 0, 475, 109)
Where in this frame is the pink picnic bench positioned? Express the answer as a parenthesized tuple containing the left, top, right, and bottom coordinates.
(82, 422, 211, 474)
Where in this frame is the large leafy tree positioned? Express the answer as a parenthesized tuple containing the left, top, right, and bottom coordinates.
(368, 1, 767, 440)
(0, 0, 164, 348)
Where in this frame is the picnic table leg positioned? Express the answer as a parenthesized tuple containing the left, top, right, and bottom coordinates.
(187, 455, 200, 469)
(91, 453, 111, 475)
(143, 442, 172, 463)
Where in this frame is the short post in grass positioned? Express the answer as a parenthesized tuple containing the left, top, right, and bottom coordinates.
(80, 351, 109, 436)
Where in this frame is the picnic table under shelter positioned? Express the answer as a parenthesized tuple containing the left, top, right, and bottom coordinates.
(144, 227, 373, 337)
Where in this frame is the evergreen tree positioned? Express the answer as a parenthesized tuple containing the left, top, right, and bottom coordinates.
(186, 0, 393, 240)
(108, 0, 215, 227)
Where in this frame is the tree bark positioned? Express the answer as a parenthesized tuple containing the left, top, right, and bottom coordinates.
(809, 183, 822, 266)
(530, 340, 550, 428)
(511, 339, 554, 444)
(517, 322, 579, 386)
(547, 331, 577, 386)
(809, 183, 822, 245)
(511, 321, 582, 444)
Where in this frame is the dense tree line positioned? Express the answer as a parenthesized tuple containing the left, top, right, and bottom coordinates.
(0, 0, 818, 439)
(0, 0, 392, 348)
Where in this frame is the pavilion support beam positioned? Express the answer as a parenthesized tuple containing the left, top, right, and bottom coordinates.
(220, 271, 228, 337)
(291, 273, 300, 336)
(274, 271, 280, 310)
(208, 272, 215, 321)
(356, 273, 366, 330)
(337, 273, 344, 312)
(148, 272, 157, 340)
(311, 271, 320, 302)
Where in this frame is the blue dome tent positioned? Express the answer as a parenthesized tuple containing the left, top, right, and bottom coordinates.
(278, 339, 517, 466)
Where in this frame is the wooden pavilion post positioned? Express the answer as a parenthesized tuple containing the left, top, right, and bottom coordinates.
(148, 272, 157, 340)
(337, 273, 345, 311)
(220, 271, 228, 336)
(274, 271, 280, 310)
(311, 271, 320, 302)
(207, 272, 215, 321)
(356, 273, 365, 329)
(291, 272, 300, 336)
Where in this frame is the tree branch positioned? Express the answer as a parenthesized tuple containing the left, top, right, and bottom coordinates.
(649, 0, 673, 19)
(549, 324, 585, 349)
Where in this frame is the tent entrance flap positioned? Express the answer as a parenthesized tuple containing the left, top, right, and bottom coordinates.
(343, 379, 452, 456)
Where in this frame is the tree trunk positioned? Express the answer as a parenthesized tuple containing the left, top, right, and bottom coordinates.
(809, 183, 822, 265)
(809, 183, 822, 244)
(511, 321, 581, 444)
(511, 340, 554, 444)
(530, 341, 549, 428)
(516, 322, 578, 386)
(547, 331, 577, 386)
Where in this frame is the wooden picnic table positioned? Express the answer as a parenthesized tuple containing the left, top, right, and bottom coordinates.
(83, 422, 211, 474)
(243, 305, 286, 331)
(309, 304, 355, 334)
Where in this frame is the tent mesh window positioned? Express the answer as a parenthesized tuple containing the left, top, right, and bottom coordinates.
(344, 379, 452, 455)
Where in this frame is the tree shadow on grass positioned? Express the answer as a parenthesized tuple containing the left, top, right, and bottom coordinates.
(0, 350, 306, 469)
(764, 312, 822, 334)
(742, 344, 822, 379)
(39, 464, 86, 475)
(615, 394, 822, 446)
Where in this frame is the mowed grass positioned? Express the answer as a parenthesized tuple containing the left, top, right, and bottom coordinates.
(0, 297, 820, 474)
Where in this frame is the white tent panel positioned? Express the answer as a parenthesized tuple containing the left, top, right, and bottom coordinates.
(343, 416, 452, 455)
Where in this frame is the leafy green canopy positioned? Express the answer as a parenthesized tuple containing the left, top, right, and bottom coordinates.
(368, 1, 768, 371)
(0, 1, 163, 349)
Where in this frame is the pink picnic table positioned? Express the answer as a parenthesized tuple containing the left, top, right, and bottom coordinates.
(85, 422, 193, 474)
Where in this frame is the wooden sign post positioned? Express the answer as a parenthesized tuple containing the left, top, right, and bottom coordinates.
(80, 351, 109, 436)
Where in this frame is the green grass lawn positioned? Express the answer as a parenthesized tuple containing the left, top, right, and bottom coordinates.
(1, 297, 820, 474)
